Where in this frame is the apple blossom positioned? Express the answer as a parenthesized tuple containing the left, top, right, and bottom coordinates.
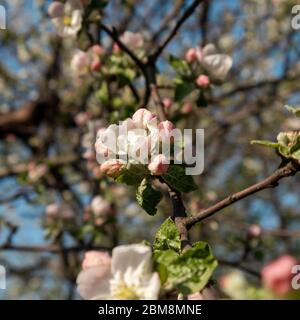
(148, 154, 169, 175)
(196, 74, 210, 88)
(132, 108, 157, 129)
(90, 196, 112, 216)
(120, 31, 144, 51)
(195, 43, 232, 80)
(163, 98, 173, 109)
(45, 203, 60, 219)
(74, 112, 90, 127)
(77, 244, 160, 300)
(94, 109, 180, 177)
(48, 0, 83, 38)
(71, 50, 90, 76)
(82, 251, 111, 270)
(261, 255, 297, 296)
(248, 224, 262, 237)
(45, 203, 75, 221)
(158, 120, 175, 144)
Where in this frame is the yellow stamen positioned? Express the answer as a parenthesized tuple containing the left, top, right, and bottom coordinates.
(63, 15, 72, 26)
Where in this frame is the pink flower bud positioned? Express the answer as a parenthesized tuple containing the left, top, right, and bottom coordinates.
(100, 159, 125, 178)
(132, 108, 157, 129)
(148, 154, 169, 175)
(82, 251, 111, 270)
(248, 224, 262, 237)
(90, 57, 102, 72)
(261, 255, 298, 296)
(48, 2, 64, 18)
(45, 203, 60, 219)
(75, 112, 90, 126)
(163, 98, 173, 109)
(196, 74, 210, 88)
(91, 45, 105, 56)
(185, 48, 197, 63)
(181, 101, 193, 114)
(113, 43, 121, 54)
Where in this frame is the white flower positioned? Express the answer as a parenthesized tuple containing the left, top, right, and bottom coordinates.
(48, 0, 83, 37)
(77, 244, 160, 300)
(71, 50, 90, 75)
(120, 31, 144, 51)
(195, 43, 232, 80)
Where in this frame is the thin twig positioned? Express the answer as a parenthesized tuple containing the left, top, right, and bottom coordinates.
(185, 160, 300, 227)
(151, 0, 205, 61)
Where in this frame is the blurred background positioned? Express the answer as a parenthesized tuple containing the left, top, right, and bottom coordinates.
(0, 0, 300, 299)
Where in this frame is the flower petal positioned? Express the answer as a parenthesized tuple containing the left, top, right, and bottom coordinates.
(111, 244, 152, 275)
(76, 266, 111, 300)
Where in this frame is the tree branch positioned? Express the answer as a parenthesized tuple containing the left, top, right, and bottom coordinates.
(185, 160, 300, 228)
(151, 0, 205, 61)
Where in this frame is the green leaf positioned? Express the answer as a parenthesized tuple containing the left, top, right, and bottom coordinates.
(154, 250, 179, 284)
(153, 218, 181, 253)
(285, 105, 300, 117)
(169, 55, 189, 74)
(96, 83, 109, 105)
(115, 169, 143, 186)
(136, 179, 162, 215)
(167, 241, 218, 295)
(250, 140, 279, 148)
(162, 164, 198, 193)
(153, 241, 218, 295)
(174, 81, 195, 102)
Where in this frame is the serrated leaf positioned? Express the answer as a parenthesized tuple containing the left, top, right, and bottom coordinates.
(174, 82, 195, 102)
(136, 179, 162, 215)
(166, 241, 218, 295)
(153, 241, 218, 295)
(162, 164, 198, 193)
(153, 218, 181, 253)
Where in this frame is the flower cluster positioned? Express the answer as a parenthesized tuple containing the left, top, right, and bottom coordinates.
(83, 195, 113, 226)
(77, 244, 160, 300)
(71, 45, 105, 76)
(95, 108, 176, 178)
(45, 203, 75, 222)
(185, 43, 233, 83)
